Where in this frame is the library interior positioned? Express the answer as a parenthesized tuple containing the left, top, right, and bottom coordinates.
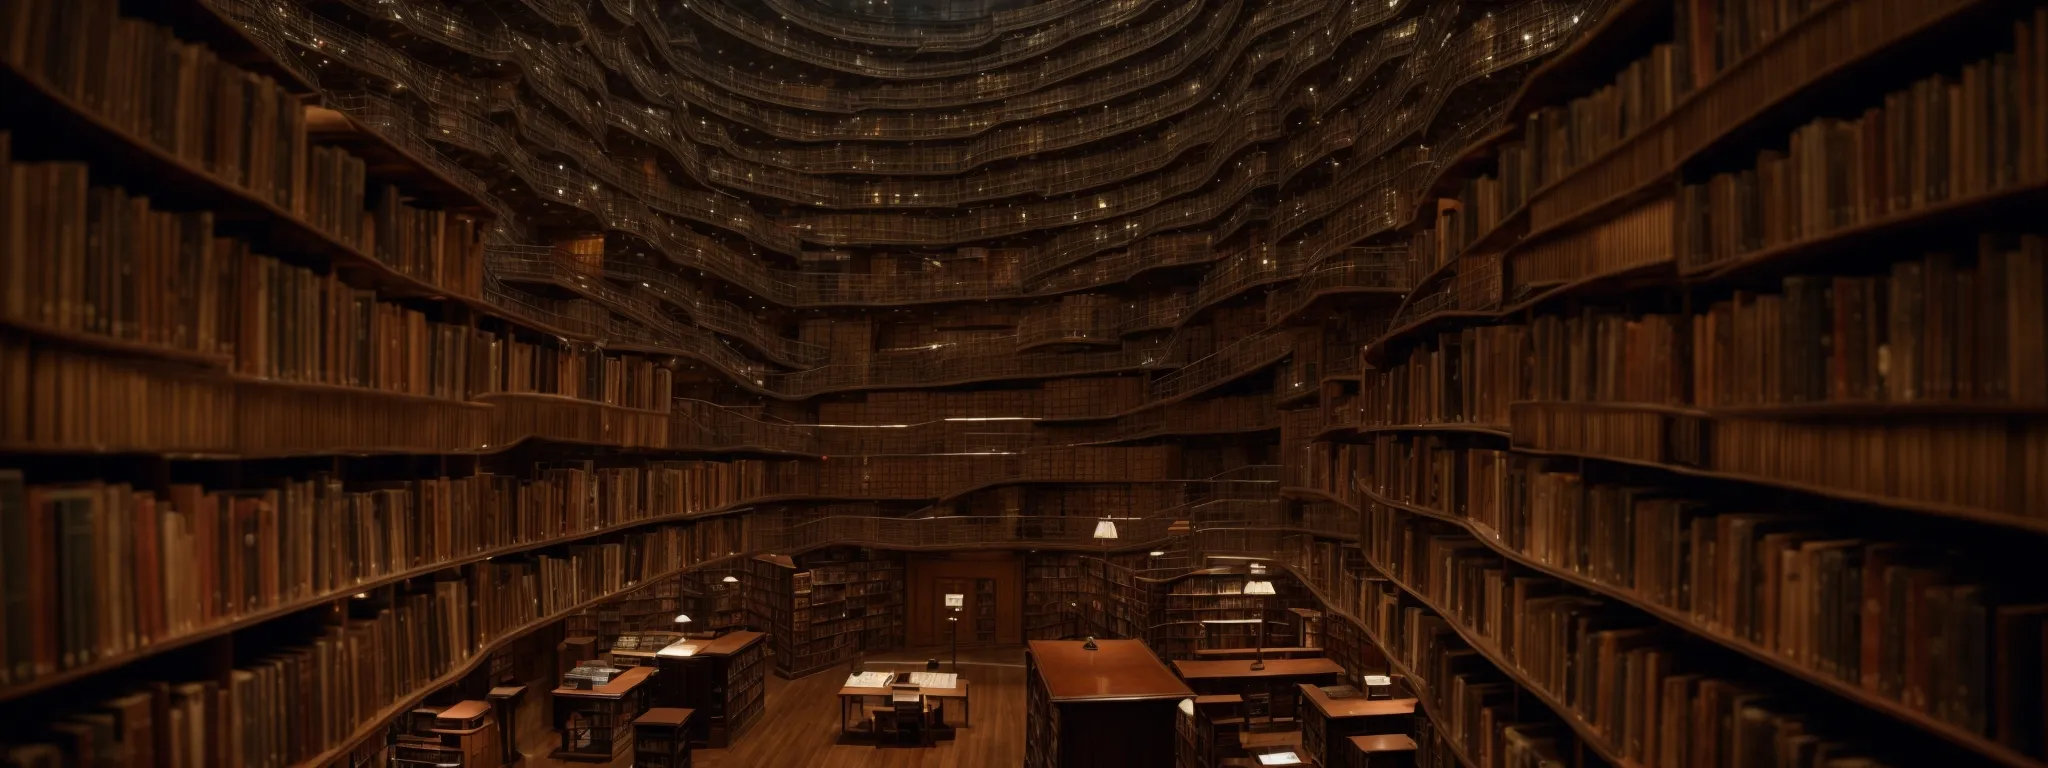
(1, 0, 2045, 765)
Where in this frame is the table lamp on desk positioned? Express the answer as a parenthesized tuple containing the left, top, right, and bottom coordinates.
(1242, 579, 1276, 671)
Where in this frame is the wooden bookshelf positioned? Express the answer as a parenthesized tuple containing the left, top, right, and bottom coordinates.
(1027, 553, 1083, 640)
(761, 548, 906, 678)
(4, 0, 2044, 764)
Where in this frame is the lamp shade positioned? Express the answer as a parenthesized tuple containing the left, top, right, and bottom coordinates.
(1242, 580, 1276, 595)
(721, 575, 739, 583)
(1093, 519, 1119, 539)
(673, 614, 693, 624)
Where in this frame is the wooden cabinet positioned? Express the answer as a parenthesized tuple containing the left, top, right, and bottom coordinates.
(1175, 695, 1245, 768)
(550, 666, 656, 763)
(1297, 684, 1415, 767)
(1026, 640, 1193, 768)
(654, 631, 768, 747)
(633, 708, 696, 768)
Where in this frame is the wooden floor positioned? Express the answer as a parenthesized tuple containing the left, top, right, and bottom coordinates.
(524, 646, 1027, 768)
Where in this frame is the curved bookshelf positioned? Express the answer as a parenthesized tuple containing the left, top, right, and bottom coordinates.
(1354, 481, 2048, 768)
(1275, 562, 1481, 768)
(1508, 400, 2048, 535)
(1349, 423, 1511, 438)
(0, 58, 560, 342)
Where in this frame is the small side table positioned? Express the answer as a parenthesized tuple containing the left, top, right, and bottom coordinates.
(634, 708, 696, 768)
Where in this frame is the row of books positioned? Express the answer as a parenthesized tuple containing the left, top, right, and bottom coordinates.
(1409, 155, 1532, 286)
(1528, 40, 1690, 190)
(1, 516, 748, 767)
(1678, 11, 2048, 271)
(3, 4, 489, 297)
(1693, 242, 2048, 407)
(0, 147, 632, 404)
(0, 463, 760, 689)
(304, 147, 368, 255)
(1356, 324, 1525, 429)
(1678, 0, 1824, 91)
(2, 0, 307, 211)
(1285, 438, 1361, 508)
(1373, 233, 2048, 413)
(1509, 398, 2048, 521)
(1507, 195, 1673, 290)
(366, 185, 486, 295)
(3, 152, 221, 354)
(1364, 512, 1915, 767)
(496, 341, 675, 412)
(222, 242, 487, 399)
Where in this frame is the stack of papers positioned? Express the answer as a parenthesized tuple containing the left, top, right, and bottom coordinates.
(845, 671, 895, 688)
(908, 671, 958, 688)
(1257, 752, 1303, 766)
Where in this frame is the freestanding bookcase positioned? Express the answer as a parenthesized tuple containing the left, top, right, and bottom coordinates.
(654, 631, 768, 747)
(1025, 639, 1193, 768)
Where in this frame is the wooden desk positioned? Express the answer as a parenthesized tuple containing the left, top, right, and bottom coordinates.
(837, 678, 972, 734)
(550, 664, 657, 699)
(1171, 657, 1343, 724)
(1297, 684, 1415, 768)
(1027, 640, 1193, 768)
(551, 666, 657, 762)
(1192, 646, 1323, 661)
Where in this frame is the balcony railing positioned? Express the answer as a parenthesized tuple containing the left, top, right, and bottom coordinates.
(759, 0, 1137, 51)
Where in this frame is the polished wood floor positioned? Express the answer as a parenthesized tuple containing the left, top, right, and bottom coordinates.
(523, 646, 1027, 768)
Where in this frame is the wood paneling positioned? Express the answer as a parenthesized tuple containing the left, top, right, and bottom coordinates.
(907, 553, 1025, 647)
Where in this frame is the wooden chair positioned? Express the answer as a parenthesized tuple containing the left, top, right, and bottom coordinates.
(1242, 692, 1277, 732)
(872, 694, 933, 748)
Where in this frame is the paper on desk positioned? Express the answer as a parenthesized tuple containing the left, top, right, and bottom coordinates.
(1257, 752, 1302, 765)
(846, 671, 894, 688)
(908, 672, 957, 689)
